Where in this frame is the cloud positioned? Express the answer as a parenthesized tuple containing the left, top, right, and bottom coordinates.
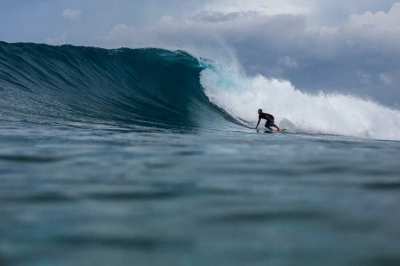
(62, 8, 81, 21)
(350, 2, 400, 29)
(103, 2, 400, 105)
(2, 0, 400, 105)
(203, 0, 310, 16)
(345, 3, 400, 48)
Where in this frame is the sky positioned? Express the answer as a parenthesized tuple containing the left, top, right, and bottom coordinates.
(1, 0, 400, 106)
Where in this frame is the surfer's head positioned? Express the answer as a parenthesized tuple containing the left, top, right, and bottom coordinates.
(258, 108, 262, 114)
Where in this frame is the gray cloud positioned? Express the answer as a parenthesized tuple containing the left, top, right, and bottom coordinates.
(101, 2, 400, 106)
(62, 8, 82, 21)
(1, 0, 400, 106)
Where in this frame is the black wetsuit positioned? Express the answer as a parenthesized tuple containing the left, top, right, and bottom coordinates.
(257, 112, 280, 131)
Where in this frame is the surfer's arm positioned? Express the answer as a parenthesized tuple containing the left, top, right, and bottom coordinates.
(256, 118, 261, 129)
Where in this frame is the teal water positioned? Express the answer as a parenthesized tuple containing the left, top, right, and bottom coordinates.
(1, 122, 400, 266)
(1, 42, 400, 266)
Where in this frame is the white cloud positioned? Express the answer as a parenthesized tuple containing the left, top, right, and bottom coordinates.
(62, 8, 82, 21)
(348, 2, 400, 33)
(103, 2, 400, 57)
(203, 0, 310, 16)
(102, 2, 400, 105)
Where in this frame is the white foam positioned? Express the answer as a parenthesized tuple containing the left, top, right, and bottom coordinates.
(200, 63, 400, 141)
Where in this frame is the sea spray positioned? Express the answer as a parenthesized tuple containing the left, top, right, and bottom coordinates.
(201, 62, 400, 140)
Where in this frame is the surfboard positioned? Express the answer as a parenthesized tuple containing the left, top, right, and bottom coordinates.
(263, 129, 287, 134)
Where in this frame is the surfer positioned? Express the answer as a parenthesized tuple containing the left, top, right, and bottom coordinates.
(256, 109, 280, 132)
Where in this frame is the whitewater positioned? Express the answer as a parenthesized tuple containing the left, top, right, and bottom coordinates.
(1, 42, 400, 266)
(201, 62, 400, 141)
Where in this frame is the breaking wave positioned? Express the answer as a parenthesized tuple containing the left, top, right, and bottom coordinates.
(0, 41, 233, 131)
(201, 63, 400, 141)
(1, 41, 400, 140)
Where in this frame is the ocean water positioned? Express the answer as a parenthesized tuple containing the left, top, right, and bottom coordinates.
(1, 42, 400, 266)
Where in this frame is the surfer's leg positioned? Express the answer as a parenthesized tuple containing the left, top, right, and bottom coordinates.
(265, 120, 273, 131)
(272, 123, 280, 131)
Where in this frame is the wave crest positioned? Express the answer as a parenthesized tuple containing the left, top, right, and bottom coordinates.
(201, 64, 400, 140)
(0, 42, 226, 129)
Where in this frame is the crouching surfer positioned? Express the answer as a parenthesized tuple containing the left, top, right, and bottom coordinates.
(256, 109, 281, 132)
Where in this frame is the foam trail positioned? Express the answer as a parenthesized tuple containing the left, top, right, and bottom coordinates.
(201, 63, 400, 141)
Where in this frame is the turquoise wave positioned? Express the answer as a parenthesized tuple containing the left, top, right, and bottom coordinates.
(0, 42, 236, 130)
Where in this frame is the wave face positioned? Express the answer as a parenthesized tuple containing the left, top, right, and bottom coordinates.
(201, 64, 400, 141)
(0, 42, 229, 130)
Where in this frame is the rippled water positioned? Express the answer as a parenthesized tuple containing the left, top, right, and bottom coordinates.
(1, 122, 400, 266)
